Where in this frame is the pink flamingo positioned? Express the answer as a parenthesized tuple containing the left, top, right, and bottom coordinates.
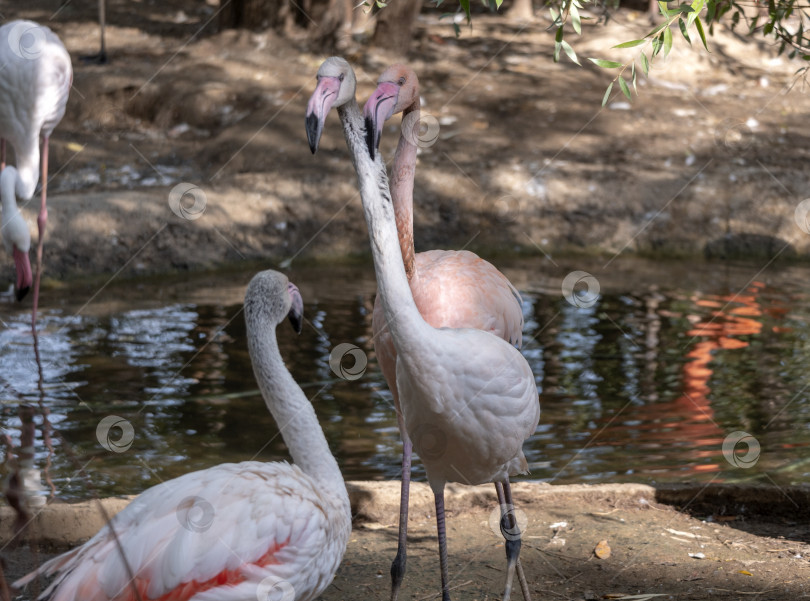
(364, 64, 531, 600)
(306, 57, 538, 601)
(14, 270, 352, 601)
(1, 166, 33, 300)
(0, 20, 71, 319)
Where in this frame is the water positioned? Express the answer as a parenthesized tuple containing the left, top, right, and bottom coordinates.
(1, 255, 809, 502)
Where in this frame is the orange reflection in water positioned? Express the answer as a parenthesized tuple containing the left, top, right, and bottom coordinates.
(602, 282, 772, 478)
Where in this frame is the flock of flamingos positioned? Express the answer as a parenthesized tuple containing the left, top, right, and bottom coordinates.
(1, 17, 542, 601)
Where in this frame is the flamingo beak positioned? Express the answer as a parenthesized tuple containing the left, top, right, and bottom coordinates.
(305, 76, 342, 154)
(13, 246, 31, 302)
(363, 82, 399, 160)
(287, 282, 304, 334)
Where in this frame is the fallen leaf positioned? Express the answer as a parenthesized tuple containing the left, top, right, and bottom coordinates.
(738, 569, 753, 576)
(594, 539, 612, 559)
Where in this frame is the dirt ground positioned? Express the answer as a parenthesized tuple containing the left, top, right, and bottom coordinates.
(4, 0, 810, 289)
(5, 482, 810, 600)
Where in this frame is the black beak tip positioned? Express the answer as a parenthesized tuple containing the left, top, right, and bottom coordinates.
(288, 312, 303, 335)
(305, 113, 321, 155)
(15, 286, 29, 302)
(364, 116, 377, 160)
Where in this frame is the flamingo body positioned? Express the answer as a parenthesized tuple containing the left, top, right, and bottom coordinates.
(373, 249, 525, 423)
(395, 326, 538, 488)
(0, 20, 71, 199)
(18, 462, 348, 601)
(15, 272, 351, 601)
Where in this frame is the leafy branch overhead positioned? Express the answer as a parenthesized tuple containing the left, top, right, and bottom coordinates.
(441, 0, 809, 103)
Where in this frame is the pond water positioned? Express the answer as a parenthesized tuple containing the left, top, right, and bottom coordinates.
(1, 255, 809, 502)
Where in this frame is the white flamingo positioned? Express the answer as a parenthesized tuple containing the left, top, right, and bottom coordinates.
(0, 19, 72, 314)
(363, 63, 531, 600)
(14, 270, 352, 601)
(1, 166, 33, 300)
(306, 57, 539, 601)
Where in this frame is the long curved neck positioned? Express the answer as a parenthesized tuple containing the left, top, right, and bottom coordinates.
(1, 168, 21, 231)
(246, 319, 347, 501)
(337, 100, 431, 355)
(392, 99, 419, 280)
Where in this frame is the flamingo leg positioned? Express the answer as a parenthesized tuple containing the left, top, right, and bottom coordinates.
(390, 409, 412, 601)
(495, 481, 532, 601)
(31, 136, 49, 333)
(434, 487, 451, 601)
(1, 138, 5, 169)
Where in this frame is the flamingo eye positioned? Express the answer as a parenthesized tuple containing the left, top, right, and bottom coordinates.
(339, 73, 345, 82)
(397, 76, 406, 86)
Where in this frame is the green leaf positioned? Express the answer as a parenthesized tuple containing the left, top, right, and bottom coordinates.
(632, 63, 638, 92)
(694, 16, 710, 50)
(612, 38, 646, 48)
(663, 25, 673, 56)
(658, 1, 672, 17)
(495, 0, 503, 7)
(641, 51, 650, 75)
(618, 76, 632, 99)
(459, 0, 471, 18)
(688, 0, 705, 26)
(561, 40, 581, 64)
(555, 25, 564, 43)
(588, 58, 623, 68)
(652, 33, 663, 56)
(679, 17, 692, 44)
(706, 0, 717, 21)
(571, 3, 582, 34)
(602, 81, 614, 106)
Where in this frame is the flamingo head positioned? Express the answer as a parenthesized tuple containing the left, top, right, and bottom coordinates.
(305, 57, 357, 154)
(363, 64, 419, 160)
(244, 270, 305, 335)
(1, 166, 32, 301)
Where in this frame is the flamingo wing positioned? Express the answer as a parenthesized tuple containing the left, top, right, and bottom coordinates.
(398, 329, 540, 487)
(411, 250, 524, 348)
(17, 462, 343, 601)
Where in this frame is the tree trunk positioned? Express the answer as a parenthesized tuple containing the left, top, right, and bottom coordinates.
(372, 0, 423, 54)
(219, 0, 287, 30)
(506, 0, 534, 20)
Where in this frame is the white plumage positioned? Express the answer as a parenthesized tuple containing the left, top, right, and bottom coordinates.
(0, 166, 32, 299)
(15, 271, 351, 601)
(0, 20, 71, 199)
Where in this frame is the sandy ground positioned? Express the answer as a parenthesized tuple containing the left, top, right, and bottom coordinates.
(4, 482, 810, 600)
(2, 1, 810, 291)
